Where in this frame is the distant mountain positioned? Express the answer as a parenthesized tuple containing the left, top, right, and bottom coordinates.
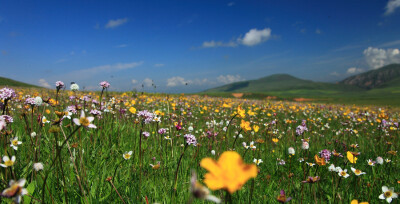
(0, 76, 40, 88)
(340, 64, 400, 89)
(205, 73, 362, 93)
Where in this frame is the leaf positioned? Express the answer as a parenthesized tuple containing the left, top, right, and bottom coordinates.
(23, 182, 35, 204)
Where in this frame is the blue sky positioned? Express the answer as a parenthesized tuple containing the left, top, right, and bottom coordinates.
(1, 0, 400, 93)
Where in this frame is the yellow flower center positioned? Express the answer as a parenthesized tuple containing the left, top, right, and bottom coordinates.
(354, 169, 361, 175)
(340, 171, 346, 176)
(79, 117, 90, 127)
(12, 140, 18, 146)
(4, 160, 14, 167)
(385, 191, 392, 198)
(123, 154, 131, 159)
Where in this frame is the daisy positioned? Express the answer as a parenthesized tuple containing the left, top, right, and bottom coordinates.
(10, 137, 22, 150)
(73, 110, 96, 129)
(367, 159, 375, 166)
(123, 151, 133, 160)
(338, 169, 350, 178)
(249, 141, 256, 150)
(42, 116, 50, 124)
(328, 164, 336, 172)
(351, 167, 366, 176)
(379, 186, 398, 203)
(253, 158, 263, 165)
(0, 156, 16, 168)
(1, 178, 28, 204)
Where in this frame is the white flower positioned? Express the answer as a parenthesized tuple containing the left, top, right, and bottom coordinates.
(249, 141, 256, 150)
(0, 155, 16, 168)
(33, 162, 44, 171)
(338, 169, 350, 178)
(328, 164, 336, 172)
(1, 178, 28, 203)
(376, 156, 384, 165)
(42, 116, 50, 124)
(253, 158, 263, 165)
(30, 132, 37, 137)
(351, 167, 366, 176)
(10, 137, 22, 150)
(211, 150, 215, 155)
(379, 186, 398, 203)
(123, 151, 133, 160)
(73, 111, 96, 128)
(34, 96, 43, 106)
(70, 83, 79, 91)
(288, 147, 295, 155)
(188, 126, 193, 132)
(302, 141, 309, 150)
(367, 159, 375, 166)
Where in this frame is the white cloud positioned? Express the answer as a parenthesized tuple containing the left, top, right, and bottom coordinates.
(131, 79, 138, 84)
(105, 18, 128, 29)
(363, 47, 400, 69)
(202, 40, 238, 48)
(167, 76, 188, 87)
(330, 72, 340, 77)
(217, 74, 243, 84)
(201, 28, 272, 48)
(154, 63, 164, 67)
(346, 67, 364, 74)
(227, 2, 235, 6)
(38, 79, 51, 88)
(385, 0, 400, 15)
(241, 28, 272, 46)
(380, 40, 400, 47)
(143, 78, 153, 87)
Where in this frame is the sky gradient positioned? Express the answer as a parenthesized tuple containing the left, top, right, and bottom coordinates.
(1, 0, 400, 93)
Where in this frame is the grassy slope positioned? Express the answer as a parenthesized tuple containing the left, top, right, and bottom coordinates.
(0, 76, 40, 88)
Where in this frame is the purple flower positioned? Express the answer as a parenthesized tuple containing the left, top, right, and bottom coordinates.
(55, 81, 64, 89)
(67, 105, 77, 114)
(90, 109, 102, 116)
(0, 88, 16, 100)
(137, 110, 154, 124)
(100, 81, 110, 89)
(143, 131, 150, 138)
(158, 128, 167, 134)
(277, 190, 292, 203)
(25, 97, 36, 106)
(319, 149, 331, 161)
(184, 134, 197, 146)
(302, 176, 320, 183)
(1, 115, 13, 123)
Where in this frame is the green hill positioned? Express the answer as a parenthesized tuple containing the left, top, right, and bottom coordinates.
(0, 76, 40, 88)
(205, 74, 363, 94)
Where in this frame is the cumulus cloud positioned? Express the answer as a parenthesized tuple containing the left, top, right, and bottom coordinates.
(167, 76, 188, 87)
(241, 28, 272, 46)
(105, 18, 128, 29)
(143, 78, 153, 87)
(201, 28, 272, 48)
(385, 0, 400, 15)
(346, 67, 364, 74)
(154, 63, 164, 67)
(363, 47, 400, 69)
(217, 74, 243, 84)
(38, 79, 51, 88)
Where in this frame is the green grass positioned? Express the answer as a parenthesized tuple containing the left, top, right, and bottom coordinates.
(0, 76, 40, 88)
(0, 88, 399, 203)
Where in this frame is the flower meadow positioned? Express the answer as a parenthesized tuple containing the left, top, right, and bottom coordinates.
(0, 82, 399, 203)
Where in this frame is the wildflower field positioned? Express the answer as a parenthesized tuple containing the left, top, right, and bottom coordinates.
(0, 82, 399, 204)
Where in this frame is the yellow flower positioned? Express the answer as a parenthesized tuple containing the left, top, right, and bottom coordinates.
(347, 151, 358, 164)
(129, 107, 136, 114)
(200, 151, 258, 194)
(253, 125, 259, 133)
(240, 120, 252, 132)
(351, 199, 368, 204)
(272, 138, 279, 143)
(237, 106, 245, 118)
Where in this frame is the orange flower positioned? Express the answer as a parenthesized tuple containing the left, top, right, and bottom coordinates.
(237, 106, 246, 118)
(240, 120, 252, 132)
(351, 199, 368, 204)
(200, 151, 258, 194)
(314, 155, 326, 166)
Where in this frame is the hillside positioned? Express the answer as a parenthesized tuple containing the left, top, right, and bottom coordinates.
(0, 76, 40, 88)
(205, 74, 363, 93)
(340, 64, 400, 89)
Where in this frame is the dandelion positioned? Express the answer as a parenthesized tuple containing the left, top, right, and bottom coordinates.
(0, 155, 16, 168)
(338, 168, 350, 178)
(379, 186, 398, 203)
(351, 167, 366, 176)
(200, 151, 257, 194)
(123, 151, 133, 160)
(10, 137, 22, 150)
(1, 178, 28, 204)
(73, 110, 96, 128)
(33, 162, 44, 171)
